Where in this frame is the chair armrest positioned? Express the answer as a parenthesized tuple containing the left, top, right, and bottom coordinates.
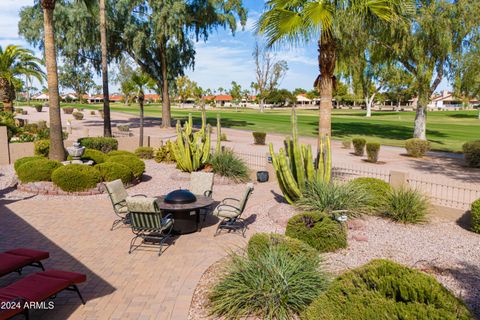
(204, 190, 212, 198)
(216, 204, 240, 212)
(221, 197, 240, 205)
(132, 194, 148, 198)
(162, 213, 173, 220)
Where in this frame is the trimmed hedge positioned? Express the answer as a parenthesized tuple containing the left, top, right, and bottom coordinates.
(81, 149, 107, 164)
(463, 140, 480, 168)
(405, 138, 430, 158)
(366, 142, 380, 163)
(17, 159, 62, 183)
(247, 233, 318, 262)
(63, 107, 74, 114)
(14, 156, 44, 172)
(72, 111, 84, 120)
(107, 150, 135, 157)
(252, 132, 266, 145)
(135, 147, 154, 159)
(51, 164, 102, 192)
(95, 162, 133, 184)
(350, 178, 391, 213)
(34, 139, 50, 157)
(286, 212, 347, 253)
(79, 137, 118, 153)
(470, 198, 480, 234)
(302, 259, 473, 320)
(107, 155, 145, 179)
(352, 138, 366, 156)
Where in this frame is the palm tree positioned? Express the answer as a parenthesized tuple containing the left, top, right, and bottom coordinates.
(41, 0, 66, 160)
(256, 0, 408, 147)
(99, 0, 112, 137)
(131, 72, 154, 147)
(0, 45, 45, 113)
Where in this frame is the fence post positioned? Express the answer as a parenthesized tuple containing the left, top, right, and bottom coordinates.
(0, 126, 10, 165)
(390, 171, 408, 189)
(265, 152, 276, 182)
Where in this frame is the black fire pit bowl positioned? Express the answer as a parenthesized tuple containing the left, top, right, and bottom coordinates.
(164, 189, 197, 204)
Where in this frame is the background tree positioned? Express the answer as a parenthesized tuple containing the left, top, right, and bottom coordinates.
(0, 45, 45, 112)
(252, 42, 288, 112)
(383, 64, 415, 110)
(113, 57, 135, 105)
(229, 81, 242, 111)
(256, 0, 405, 154)
(372, 0, 480, 139)
(131, 71, 154, 147)
(58, 60, 95, 102)
(176, 76, 194, 108)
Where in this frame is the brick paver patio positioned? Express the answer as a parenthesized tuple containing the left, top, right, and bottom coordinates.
(0, 194, 252, 319)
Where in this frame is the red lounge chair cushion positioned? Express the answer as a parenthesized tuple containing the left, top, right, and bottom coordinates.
(6, 248, 49, 261)
(0, 254, 29, 276)
(0, 292, 24, 320)
(0, 274, 69, 302)
(38, 270, 86, 285)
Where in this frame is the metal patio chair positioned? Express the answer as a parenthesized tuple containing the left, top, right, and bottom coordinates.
(105, 179, 146, 230)
(190, 172, 214, 223)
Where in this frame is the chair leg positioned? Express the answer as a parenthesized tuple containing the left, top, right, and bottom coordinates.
(111, 218, 123, 231)
(67, 285, 86, 305)
(129, 235, 141, 254)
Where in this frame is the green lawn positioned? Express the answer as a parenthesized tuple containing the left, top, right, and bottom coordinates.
(63, 103, 479, 152)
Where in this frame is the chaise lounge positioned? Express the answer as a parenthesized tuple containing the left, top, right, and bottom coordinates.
(0, 248, 49, 278)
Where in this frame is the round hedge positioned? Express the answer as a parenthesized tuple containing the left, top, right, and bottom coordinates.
(67, 149, 107, 164)
(285, 212, 347, 253)
(14, 156, 45, 173)
(95, 162, 133, 184)
(51, 164, 102, 192)
(302, 259, 473, 320)
(247, 233, 318, 262)
(16, 159, 62, 183)
(351, 178, 392, 213)
(107, 155, 145, 179)
(107, 150, 135, 157)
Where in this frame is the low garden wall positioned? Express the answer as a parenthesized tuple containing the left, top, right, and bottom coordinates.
(17, 181, 105, 196)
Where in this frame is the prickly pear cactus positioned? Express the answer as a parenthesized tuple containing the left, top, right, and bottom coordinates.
(269, 109, 332, 204)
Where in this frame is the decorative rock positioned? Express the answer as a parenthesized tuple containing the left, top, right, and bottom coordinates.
(348, 219, 366, 231)
(352, 234, 368, 242)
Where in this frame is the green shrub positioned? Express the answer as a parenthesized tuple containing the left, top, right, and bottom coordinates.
(95, 162, 133, 184)
(90, 110, 96, 115)
(135, 146, 154, 159)
(24, 123, 39, 133)
(63, 107, 74, 114)
(14, 156, 45, 172)
(247, 233, 318, 262)
(220, 133, 228, 141)
(34, 104, 43, 112)
(34, 139, 50, 157)
(302, 259, 473, 320)
(107, 155, 145, 179)
(78, 149, 107, 164)
(117, 124, 129, 132)
(352, 138, 366, 156)
(297, 180, 371, 217)
(210, 149, 249, 182)
(72, 111, 84, 120)
(15, 108, 23, 114)
(462, 140, 480, 168)
(470, 198, 480, 234)
(405, 138, 430, 158)
(79, 137, 118, 153)
(286, 212, 347, 253)
(154, 142, 176, 163)
(341, 140, 351, 149)
(252, 131, 267, 145)
(37, 120, 47, 130)
(366, 142, 380, 163)
(350, 178, 391, 213)
(384, 187, 429, 224)
(52, 164, 102, 192)
(107, 150, 135, 157)
(209, 246, 328, 320)
(17, 159, 62, 183)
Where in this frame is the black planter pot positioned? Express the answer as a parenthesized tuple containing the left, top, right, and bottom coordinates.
(256, 171, 269, 183)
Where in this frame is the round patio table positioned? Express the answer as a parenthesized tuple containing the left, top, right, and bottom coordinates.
(156, 195, 214, 234)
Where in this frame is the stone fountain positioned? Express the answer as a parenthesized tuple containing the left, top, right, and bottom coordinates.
(62, 141, 93, 165)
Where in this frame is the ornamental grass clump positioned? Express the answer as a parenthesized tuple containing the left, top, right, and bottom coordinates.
(384, 187, 429, 224)
(210, 149, 249, 182)
(296, 180, 371, 217)
(247, 233, 318, 262)
(462, 140, 480, 168)
(352, 138, 366, 156)
(52, 164, 102, 192)
(134, 146, 154, 159)
(302, 259, 474, 320)
(366, 142, 380, 163)
(286, 212, 347, 253)
(470, 198, 480, 234)
(209, 245, 328, 320)
(154, 141, 176, 163)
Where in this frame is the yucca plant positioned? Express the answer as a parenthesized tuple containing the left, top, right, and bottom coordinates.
(384, 187, 429, 223)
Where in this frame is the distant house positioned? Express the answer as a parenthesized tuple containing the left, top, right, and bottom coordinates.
(32, 93, 49, 102)
(109, 94, 124, 103)
(144, 94, 161, 103)
(296, 94, 312, 106)
(428, 90, 478, 109)
(61, 93, 79, 102)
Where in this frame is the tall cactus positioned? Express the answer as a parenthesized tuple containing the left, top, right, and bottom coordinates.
(270, 109, 332, 204)
(171, 113, 211, 172)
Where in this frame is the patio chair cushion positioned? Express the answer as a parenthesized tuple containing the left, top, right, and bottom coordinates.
(0, 253, 29, 276)
(106, 179, 129, 205)
(190, 172, 214, 196)
(126, 197, 158, 213)
(0, 274, 70, 302)
(0, 292, 24, 319)
(214, 208, 240, 219)
(38, 270, 87, 285)
(6, 248, 49, 261)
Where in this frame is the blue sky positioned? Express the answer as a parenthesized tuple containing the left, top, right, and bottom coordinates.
(0, 0, 448, 93)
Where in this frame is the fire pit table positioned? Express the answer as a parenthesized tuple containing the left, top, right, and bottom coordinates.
(156, 189, 214, 234)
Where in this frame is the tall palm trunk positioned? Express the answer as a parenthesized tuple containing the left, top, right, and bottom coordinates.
(159, 39, 171, 128)
(317, 33, 335, 150)
(41, 0, 65, 161)
(0, 78, 15, 113)
(139, 93, 144, 147)
(99, 0, 112, 137)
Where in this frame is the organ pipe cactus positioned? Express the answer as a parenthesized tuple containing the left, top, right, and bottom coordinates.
(171, 113, 211, 172)
(269, 109, 332, 204)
